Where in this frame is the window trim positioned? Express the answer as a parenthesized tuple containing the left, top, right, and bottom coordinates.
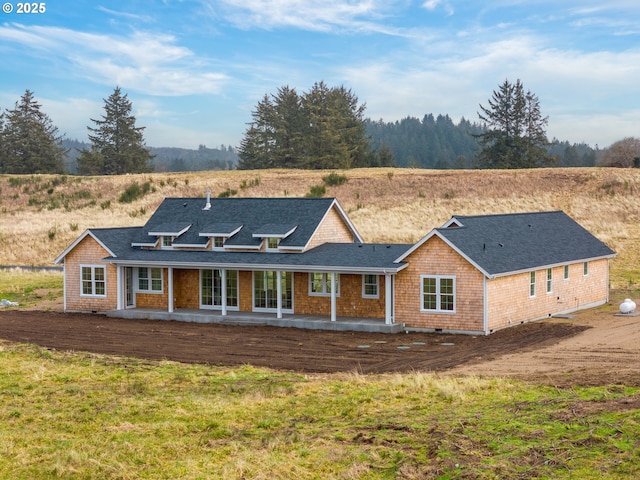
(309, 272, 340, 297)
(583, 261, 589, 276)
(265, 237, 279, 251)
(138, 267, 163, 294)
(530, 271, 536, 298)
(211, 236, 225, 251)
(362, 274, 379, 299)
(161, 235, 175, 250)
(546, 268, 553, 294)
(200, 269, 239, 310)
(80, 264, 106, 298)
(563, 264, 570, 281)
(420, 274, 456, 314)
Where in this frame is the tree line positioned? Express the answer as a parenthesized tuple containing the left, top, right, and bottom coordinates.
(0, 81, 634, 175)
(61, 140, 238, 174)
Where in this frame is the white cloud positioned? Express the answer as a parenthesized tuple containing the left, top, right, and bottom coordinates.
(336, 28, 640, 148)
(211, 0, 400, 34)
(422, 0, 454, 16)
(0, 23, 228, 96)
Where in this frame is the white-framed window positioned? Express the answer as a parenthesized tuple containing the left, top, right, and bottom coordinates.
(138, 267, 163, 293)
(309, 273, 340, 296)
(362, 274, 379, 298)
(161, 236, 175, 249)
(583, 261, 589, 276)
(546, 268, 553, 294)
(530, 271, 536, 298)
(80, 265, 106, 297)
(564, 264, 569, 280)
(212, 236, 225, 250)
(420, 275, 455, 313)
(266, 237, 279, 251)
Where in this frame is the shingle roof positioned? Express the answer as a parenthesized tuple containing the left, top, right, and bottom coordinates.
(432, 211, 615, 276)
(90, 227, 144, 257)
(101, 240, 410, 273)
(139, 197, 360, 249)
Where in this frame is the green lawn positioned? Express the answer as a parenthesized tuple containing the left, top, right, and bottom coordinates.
(1, 272, 639, 478)
(0, 269, 63, 308)
(0, 342, 638, 479)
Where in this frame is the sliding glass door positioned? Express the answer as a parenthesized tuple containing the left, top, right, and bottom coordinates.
(200, 269, 238, 309)
(253, 271, 293, 313)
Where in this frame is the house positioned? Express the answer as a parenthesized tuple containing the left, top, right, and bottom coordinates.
(54, 195, 615, 335)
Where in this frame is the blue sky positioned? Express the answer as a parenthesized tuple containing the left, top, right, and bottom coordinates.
(1, 1, 639, 150)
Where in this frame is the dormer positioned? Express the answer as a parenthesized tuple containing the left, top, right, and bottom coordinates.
(199, 223, 243, 251)
(148, 222, 192, 250)
(252, 224, 298, 252)
(441, 217, 464, 228)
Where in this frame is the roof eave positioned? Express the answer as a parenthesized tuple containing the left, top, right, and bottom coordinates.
(488, 253, 617, 279)
(105, 257, 408, 274)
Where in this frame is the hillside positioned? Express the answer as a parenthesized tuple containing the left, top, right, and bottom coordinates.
(1, 168, 638, 288)
(61, 139, 238, 173)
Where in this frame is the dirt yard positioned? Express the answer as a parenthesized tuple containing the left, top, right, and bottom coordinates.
(0, 305, 638, 387)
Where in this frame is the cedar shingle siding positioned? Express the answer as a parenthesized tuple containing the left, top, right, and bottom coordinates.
(56, 198, 615, 334)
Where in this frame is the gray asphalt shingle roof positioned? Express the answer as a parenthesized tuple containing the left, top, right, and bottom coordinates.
(137, 197, 353, 249)
(435, 211, 615, 276)
(81, 198, 406, 272)
(70, 208, 613, 278)
(90, 226, 408, 272)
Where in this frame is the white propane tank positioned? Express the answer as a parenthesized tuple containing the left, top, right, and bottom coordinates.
(619, 298, 637, 314)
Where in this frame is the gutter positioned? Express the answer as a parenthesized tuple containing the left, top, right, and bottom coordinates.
(105, 258, 409, 275)
(485, 254, 617, 280)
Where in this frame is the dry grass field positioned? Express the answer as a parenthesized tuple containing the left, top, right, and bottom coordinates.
(1, 167, 639, 288)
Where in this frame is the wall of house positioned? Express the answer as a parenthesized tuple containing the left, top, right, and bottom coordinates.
(135, 268, 170, 309)
(486, 259, 610, 332)
(293, 273, 386, 318)
(395, 235, 485, 332)
(306, 207, 355, 250)
(150, 268, 385, 318)
(165, 269, 254, 311)
(172, 269, 198, 309)
(63, 235, 117, 312)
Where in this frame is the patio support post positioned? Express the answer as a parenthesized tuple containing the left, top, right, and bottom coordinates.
(221, 269, 227, 316)
(116, 265, 123, 310)
(276, 270, 283, 319)
(168, 267, 174, 313)
(331, 272, 337, 322)
(385, 273, 393, 325)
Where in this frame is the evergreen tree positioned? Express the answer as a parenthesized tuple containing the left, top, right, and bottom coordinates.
(238, 82, 371, 169)
(0, 90, 65, 174)
(475, 79, 554, 169)
(237, 95, 278, 170)
(77, 87, 153, 175)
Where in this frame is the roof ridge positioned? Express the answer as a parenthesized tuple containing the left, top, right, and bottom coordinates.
(453, 210, 564, 219)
